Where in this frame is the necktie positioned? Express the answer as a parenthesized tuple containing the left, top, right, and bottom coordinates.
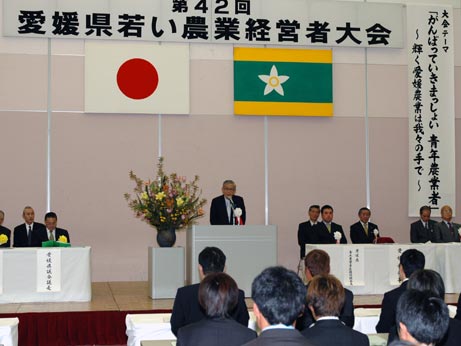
(50, 230, 55, 241)
(28, 225, 32, 246)
(326, 224, 331, 233)
(364, 223, 368, 236)
(449, 223, 454, 239)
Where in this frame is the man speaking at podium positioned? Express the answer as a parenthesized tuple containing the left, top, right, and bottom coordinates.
(210, 180, 246, 225)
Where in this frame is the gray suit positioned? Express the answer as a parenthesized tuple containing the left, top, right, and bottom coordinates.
(434, 221, 461, 243)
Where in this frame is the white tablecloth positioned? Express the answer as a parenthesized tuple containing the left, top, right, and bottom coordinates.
(126, 314, 176, 346)
(0, 247, 91, 303)
(306, 243, 461, 294)
(0, 318, 19, 346)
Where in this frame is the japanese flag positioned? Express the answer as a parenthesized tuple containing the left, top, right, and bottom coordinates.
(85, 41, 189, 114)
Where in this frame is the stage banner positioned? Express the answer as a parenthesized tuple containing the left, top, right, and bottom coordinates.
(407, 5, 455, 217)
(85, 41, 189, 114)
(3, 0, 404, 48)
(234, 47, 332, 116)
(37, 249, 62, 292)
(343, 246, 365, 286)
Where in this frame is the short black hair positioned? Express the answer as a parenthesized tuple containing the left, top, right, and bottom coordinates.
(400, 249, 425, 278)
(408, 269, 445, 299)
(358, 207, 370, 215)
(251, 266, 306, 326)
(419, 206, 431, 215)
(320, 205, 333, 214)
(44, 212, 58, 221)
(396, 290, 449, 345)
(198, 247, 226, 274)
(198, 272, 238, 318)
(308, 205, 320, 212)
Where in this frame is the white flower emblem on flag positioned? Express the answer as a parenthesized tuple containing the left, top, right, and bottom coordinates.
(258, 65, 289, 96)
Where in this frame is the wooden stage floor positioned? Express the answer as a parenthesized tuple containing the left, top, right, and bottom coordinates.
(0, 281, 459, 314)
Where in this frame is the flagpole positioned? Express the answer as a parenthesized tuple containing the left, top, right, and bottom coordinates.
(46, 38, 52, 212)
(264, 116, 269, 226)
(158, 114, 162, 158)
(365, 47, 370, 210)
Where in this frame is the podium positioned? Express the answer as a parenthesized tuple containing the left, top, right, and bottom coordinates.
(187, 225, 277, 296)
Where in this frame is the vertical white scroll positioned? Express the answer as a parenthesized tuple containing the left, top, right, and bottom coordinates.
(343, 246, 365, 286)
(37, 249, 61, 292)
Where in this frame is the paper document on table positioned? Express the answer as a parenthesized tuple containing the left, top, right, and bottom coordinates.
(343, 246, 365, 286)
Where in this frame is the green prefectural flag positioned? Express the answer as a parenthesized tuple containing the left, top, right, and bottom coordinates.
(234, 47, 333, 116)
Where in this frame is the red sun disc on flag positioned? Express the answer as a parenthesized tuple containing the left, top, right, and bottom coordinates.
(116, 58, 159, 100)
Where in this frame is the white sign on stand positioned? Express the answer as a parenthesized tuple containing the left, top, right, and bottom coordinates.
(37, 249, 62, 292)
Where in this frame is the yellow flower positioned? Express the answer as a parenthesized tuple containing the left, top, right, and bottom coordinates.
(140, 192, 149, 201)
(58, 235, 68, 243)
(176, 197, 184, 207)
(0, 234, 8, 245)
(155, 192, 166, 201)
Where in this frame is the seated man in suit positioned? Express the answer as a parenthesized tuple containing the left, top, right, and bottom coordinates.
(314, 205, 347, 244)
(13, 206, 46, 247)
(297, 205, 320, 258)
(434, 205, 461, 243)
(177, 272, 256, 346)
(395, 290, 449, 346)
(170, 247, 249, 336)
(296, 249, 354, 330)
(0, 210, 11, 248)
(210, 180, 246, 225)
(43, 212, 70, 243)
(410, 205, 437, 243)
(301, 275, 369, 346)
(350, 207, 379, 244)
(242, 266, 312, 346)
(376, 249, 425, 333)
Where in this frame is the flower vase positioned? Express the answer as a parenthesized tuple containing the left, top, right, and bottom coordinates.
(156, 228, 176, 247)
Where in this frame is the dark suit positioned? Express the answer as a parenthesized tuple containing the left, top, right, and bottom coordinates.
(177, 317, 256, 346)
(455, 293, 461, 321)
(170, 283, 249, 336)
(410, 219, 437, 243)
(314, 222, 347, 244)
(210, 195, 246, 225)
(42, 228, 71, 243)
(350, 221, 379, 244)
(301, 319, 369, 346)
(375, 281, 408, 333)
(0, 225, 11, 248)
(13, 222, 46, 247)
(297, 221, 319, 258)
(434, 221, 461, 243)
(242, 328, 313, 346)
(296, 285, 354, 330)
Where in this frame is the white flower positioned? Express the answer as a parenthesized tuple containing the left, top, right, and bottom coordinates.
(234, 208, 243, 217)
(334, 231, 342, 240)
(258, 65, 289, 96)
(373, 229, 379, 237)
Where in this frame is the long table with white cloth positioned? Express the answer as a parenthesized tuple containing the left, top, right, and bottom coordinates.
(0, 247, 92, 303)
(306, 243, 461, 294)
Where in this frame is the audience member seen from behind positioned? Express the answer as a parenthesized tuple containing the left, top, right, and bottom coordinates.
(177, 272, 256, 346)
(434, 205, 461, 243)
(314, 205, 347, 244)
(0, 210, 11, 248)
(350, 207, 380, 244)
(13, 206, 45, 247)
(43, 212, 71, 243)
(395, 290, 449, 346)
(410, 206, 437, 243)
(376, 249, 425, 333)
(296, 249, 354, 330)
(170, 247, 249, 336)
(297, 205, 320, 258)
(242, 266, 313, 346)
(301, 274, 369, 346)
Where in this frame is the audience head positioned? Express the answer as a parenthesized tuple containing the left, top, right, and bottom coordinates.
(419, 206, 432, 222)
(22, 206, 35, 225)
(396, 290, 449, 346)
(198, 247, 226, 278)
(308, 205, 320, 222)
(358, 207, 371, 223)
(399, 249, 425, 280)
(221, 180, 236, 198)
(44, 212, 58, 231)
(408, 269, 445, 299)
(306, 274, 345, 319)
(321, 205, 334, 223)
(198, 272, 238, 319)
(440, 205, 453, 222)
(304, 249, 330, 280)
(251, 266, 306, 328)
(0, 210, 4, 226)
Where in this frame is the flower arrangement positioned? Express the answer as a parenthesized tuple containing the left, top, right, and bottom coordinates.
(57, 235, 68, 243)
(124, 157, 206, 231)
